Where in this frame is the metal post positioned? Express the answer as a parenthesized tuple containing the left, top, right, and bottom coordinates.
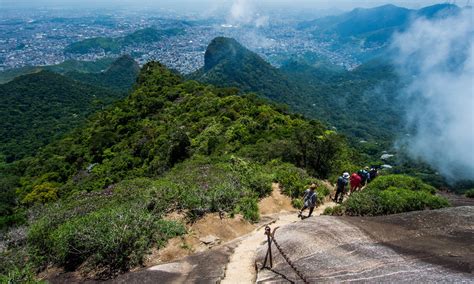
(262, 225, 273, 269)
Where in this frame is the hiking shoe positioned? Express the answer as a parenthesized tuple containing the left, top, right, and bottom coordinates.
(297, 212, 302, 218)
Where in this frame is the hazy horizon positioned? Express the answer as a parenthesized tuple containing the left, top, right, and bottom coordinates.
(1, 0, 452, 13)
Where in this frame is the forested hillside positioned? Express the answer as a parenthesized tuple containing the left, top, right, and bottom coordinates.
(0, 55, 140, 162)
(0, 57, 116, 84)
(64, 55, 140, 91)
(297, 3, 461, 60)
(191, 37, 402, 146)
(0, 71, 127, 162)
(0, 62, 354, 280)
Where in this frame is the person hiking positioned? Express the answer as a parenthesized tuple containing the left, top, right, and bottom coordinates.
(298, 183, 318, 218)
(334, 172, 349, 203)
(368, 167, 378, 183)
(358, 167, 370, 187)
(350, 172, 362, 194)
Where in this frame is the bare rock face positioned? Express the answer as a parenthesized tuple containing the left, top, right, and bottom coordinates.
(256, 206, 473, 283)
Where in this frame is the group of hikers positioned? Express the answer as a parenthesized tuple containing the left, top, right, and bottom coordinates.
(298, 167, 379, 218)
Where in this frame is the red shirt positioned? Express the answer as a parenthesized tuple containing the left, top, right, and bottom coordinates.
(350, 173, 361, 187)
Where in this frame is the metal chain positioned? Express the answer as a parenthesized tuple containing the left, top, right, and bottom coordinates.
(261, 226, 310, 283)
(271, 236, 310, 284)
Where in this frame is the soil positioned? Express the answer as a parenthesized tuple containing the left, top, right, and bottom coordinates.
(144, 212, 256, 267)
(258, 183, 295, 215)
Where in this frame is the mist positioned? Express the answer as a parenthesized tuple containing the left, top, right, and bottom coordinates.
(391, 9, 474, 182)
(2, 0, 445, 13)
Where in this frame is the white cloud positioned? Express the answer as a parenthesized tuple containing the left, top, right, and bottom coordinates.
(228, 0, 269, 27)
(391, 9, 474, 181)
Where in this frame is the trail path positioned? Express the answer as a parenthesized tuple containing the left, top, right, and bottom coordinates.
(221, 183, 337, 283)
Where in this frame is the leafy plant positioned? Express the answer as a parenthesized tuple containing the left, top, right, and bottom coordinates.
(465, 189, 474, 198)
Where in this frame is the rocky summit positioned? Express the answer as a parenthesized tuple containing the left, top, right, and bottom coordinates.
(256, 206, 473, 283)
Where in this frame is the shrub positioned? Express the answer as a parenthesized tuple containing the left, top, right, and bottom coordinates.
(0, 246, 43, 284)
(322, 205, 345, 216)
(291, 198, 303, 209)
(236, 196, 259, 222)
(465, 189, 474, 198)
(270, 162, 313, 198)
(0, 265, 42, 284)
(316, 185, 331, 204)
(0, 211, 27, 231)
(28, 202, 185, 278)
(324, 175, 450, 216)
(366, 174, 436, 194)
(22, 182, 59, 204)
(343, 187, 449, 216)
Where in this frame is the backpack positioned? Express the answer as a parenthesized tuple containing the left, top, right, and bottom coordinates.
(337, 176, 347, 188)
(358, 170, 368, 182)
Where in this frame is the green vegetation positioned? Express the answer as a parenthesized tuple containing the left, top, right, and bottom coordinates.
(12, 62, 349, 201)
(0, 71, 127, 162)
(297, 3, 459, 57)
(0, 57, 115, 84)
(65, 28, 185, 54)
(190, 37, 459, 190)
(1, 61, 352, 279)
(270, 161, 331, 206)
(0, 55, 139, 163)
(190, 37, 401, 149)
(465, 189, 474, 198)
(65, 55, 140, 91)
(323, 175, 449, 216)
(27, 182, 186, 278)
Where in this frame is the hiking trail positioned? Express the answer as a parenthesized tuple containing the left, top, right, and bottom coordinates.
(221, 183, 337, 283)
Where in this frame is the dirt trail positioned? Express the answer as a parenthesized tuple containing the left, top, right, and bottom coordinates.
(221, 183, 336, 283)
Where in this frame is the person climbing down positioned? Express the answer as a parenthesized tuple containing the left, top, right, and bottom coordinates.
(334, 172, 349, 203)
(350, 172, 362, 194)
(298, 183, 318, 218)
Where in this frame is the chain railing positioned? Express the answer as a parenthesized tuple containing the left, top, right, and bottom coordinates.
(260, 225, 309, 284)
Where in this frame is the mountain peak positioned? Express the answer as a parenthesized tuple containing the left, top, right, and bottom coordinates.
(204, 37, 248, 71)
(107, 55, 140, 74)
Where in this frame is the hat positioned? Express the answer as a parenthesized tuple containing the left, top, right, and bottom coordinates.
(310, 183, 317, 189)
(343, 172, 350, 179)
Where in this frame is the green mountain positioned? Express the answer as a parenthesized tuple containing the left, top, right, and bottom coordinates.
(191, 37, 401, 144)
(190, 37, 297, 103)
(0, 57, 116, 84)
(64, 55, 140, 91)
(0, 71, 127, 162)
(0, 62, 351, 279)
(298, 4, 461, 59)
(64, 27, 185, 55)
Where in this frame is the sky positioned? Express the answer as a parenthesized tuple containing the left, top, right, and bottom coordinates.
(1, 0, 450, 12)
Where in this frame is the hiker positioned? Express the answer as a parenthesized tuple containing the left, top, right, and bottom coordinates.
(334, 172, 349, 203)
(350, 172, 362, 194)
(298, 183, 318, 218)
(358, 167, 370, 187)
(368, 167, 378, 183)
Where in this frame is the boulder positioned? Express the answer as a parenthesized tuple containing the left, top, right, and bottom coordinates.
(256, 207, 473, 283)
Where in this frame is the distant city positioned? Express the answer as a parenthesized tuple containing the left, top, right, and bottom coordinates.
(0, 9, 362, 74)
